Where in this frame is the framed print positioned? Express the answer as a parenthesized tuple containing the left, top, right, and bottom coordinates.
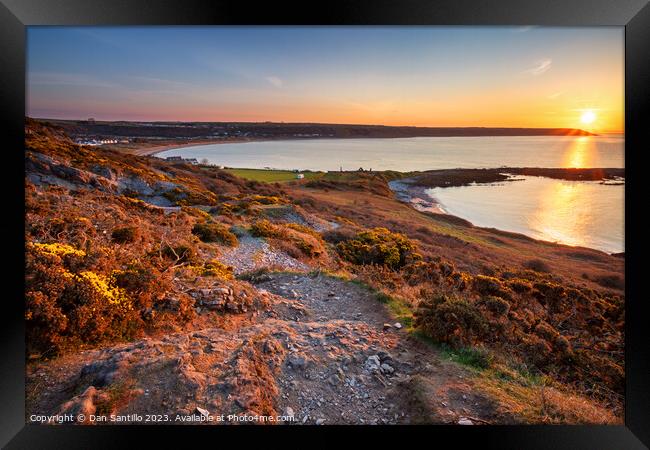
(1, 0, 649, 448)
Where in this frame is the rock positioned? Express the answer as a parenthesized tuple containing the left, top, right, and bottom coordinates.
(383, 323, 392, 330)
(263, 339, 283, 354)
(327, 375, 339, 386)
(377, 351, 392, 362)
(195, 407, 210, 418)
(380, 363, 394, 375)
(458, 417, 474, 425)
(365, 355, 381, 372)
(204, 299, 225, 310)
(162, 297, 180, 311)
(315, 418, 325, 425)
(284, 407, 295, 418)
(393, 322, 403, 329)
(287, 355, 307, 370)
(91, 164, 117, 181)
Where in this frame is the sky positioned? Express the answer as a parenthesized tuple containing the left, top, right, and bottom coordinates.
(26, 26, 624, 132)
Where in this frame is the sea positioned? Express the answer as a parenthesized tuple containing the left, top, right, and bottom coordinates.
(158, 134, 624, 253)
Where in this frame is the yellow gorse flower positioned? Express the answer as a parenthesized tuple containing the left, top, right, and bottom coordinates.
(29, 242, 86, 258)
(76, 271, 133, 310)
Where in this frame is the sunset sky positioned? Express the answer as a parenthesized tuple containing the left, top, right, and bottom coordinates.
(27, 26, 624, 132)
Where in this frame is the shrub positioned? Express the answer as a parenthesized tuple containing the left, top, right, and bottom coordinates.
(593, 274, 624, 290)
(111, 264, 170, 310)
(507, 278, 533, 293)
(480, 295, 511, 316)
(161, 243, 196, 263)
(472, 275, 513, 300)
(523, 259, 551, 273)
(402, 261, 441, 285)
(181, 206, 211, 220)
(414, 293, 488, 347)
(534, 321, 572, 356)
(250, 219, 279, 238)
(25, 244, 142, 356)
(322, 227, 357, 244)
(447, 271, 473, 291)
(111, 226, 139, 244)
(438, 261, 455, 277)
(532, 281, 567, 305)
(336, 227, 418, 270)
(191, 222, 238, 246)
(196, 260, 234, 279)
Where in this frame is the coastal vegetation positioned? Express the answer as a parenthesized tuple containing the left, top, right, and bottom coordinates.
(25, 118, 624, 424)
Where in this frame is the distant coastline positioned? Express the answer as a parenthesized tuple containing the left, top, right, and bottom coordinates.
(35, 118, 598, 156)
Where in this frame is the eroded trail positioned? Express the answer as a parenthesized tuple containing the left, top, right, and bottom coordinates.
(27, 272, 500, 425)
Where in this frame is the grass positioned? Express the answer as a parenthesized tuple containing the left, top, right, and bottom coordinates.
(346, 278, 415, 329)
(439, 344, 494, 370)
(224, 168, 325, 183)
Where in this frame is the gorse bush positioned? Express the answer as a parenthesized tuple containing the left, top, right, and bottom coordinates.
(25, 243, 142, 356)
(160, 243, 196, 264)
(187, 260, 234, 279)
(402, 261, 441, 285)
(250, 218, 279, 238)
(336, 227, 419, 270)
(111, 263, 171, 310)
(523, 259, 551, 273)
(472, 275, 513, 300)
(479, 295, 511, 316)
(111, 226, 139, 244)
(414, 292, 489, 347)
(191, 222, 238, 246)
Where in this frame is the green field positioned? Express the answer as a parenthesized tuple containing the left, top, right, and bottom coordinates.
(223, 168, 325, 183)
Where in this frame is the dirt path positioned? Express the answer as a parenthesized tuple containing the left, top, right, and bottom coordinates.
(27, 271, 501, 425)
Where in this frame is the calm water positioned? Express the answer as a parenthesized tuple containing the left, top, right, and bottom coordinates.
(158, 135, 624, 171)
(428, 176, 624, 253)
(160, 135, 624, 253)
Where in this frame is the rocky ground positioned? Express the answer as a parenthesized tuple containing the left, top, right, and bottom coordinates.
(27, 271, 500, 426)
(219, 234, 309, 276)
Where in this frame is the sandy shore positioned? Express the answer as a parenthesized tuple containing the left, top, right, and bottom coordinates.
(387, 178, 447, 214)
(119, 136, 330, 157)
(125, 139, 248, 157)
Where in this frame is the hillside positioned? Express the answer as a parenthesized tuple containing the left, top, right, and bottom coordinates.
(25, 118, 623, 425)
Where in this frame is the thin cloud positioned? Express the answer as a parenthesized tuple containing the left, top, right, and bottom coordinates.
(524, 59, 552, 76)
(548, 91, 564, 100)
(512, 26, 536, 33)
(266, 76, 283, 88)
(28, 72, 118, 89)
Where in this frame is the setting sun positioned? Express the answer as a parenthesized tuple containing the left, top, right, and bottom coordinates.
(581, 110, 597, 125)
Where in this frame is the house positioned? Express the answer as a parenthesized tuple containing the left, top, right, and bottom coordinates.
(295, 173, 305, 179)
(165, 156, 183, 161)
(185, 158, 199, 165)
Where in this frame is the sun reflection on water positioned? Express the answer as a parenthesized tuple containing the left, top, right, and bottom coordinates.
(563, 136, 595, 168)
(530, 181, 590, 248)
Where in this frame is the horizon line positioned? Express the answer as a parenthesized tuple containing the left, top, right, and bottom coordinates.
(29, 116, 620, 134)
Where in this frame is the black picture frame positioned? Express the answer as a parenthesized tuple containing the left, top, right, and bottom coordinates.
(1, 0, 648, 448)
